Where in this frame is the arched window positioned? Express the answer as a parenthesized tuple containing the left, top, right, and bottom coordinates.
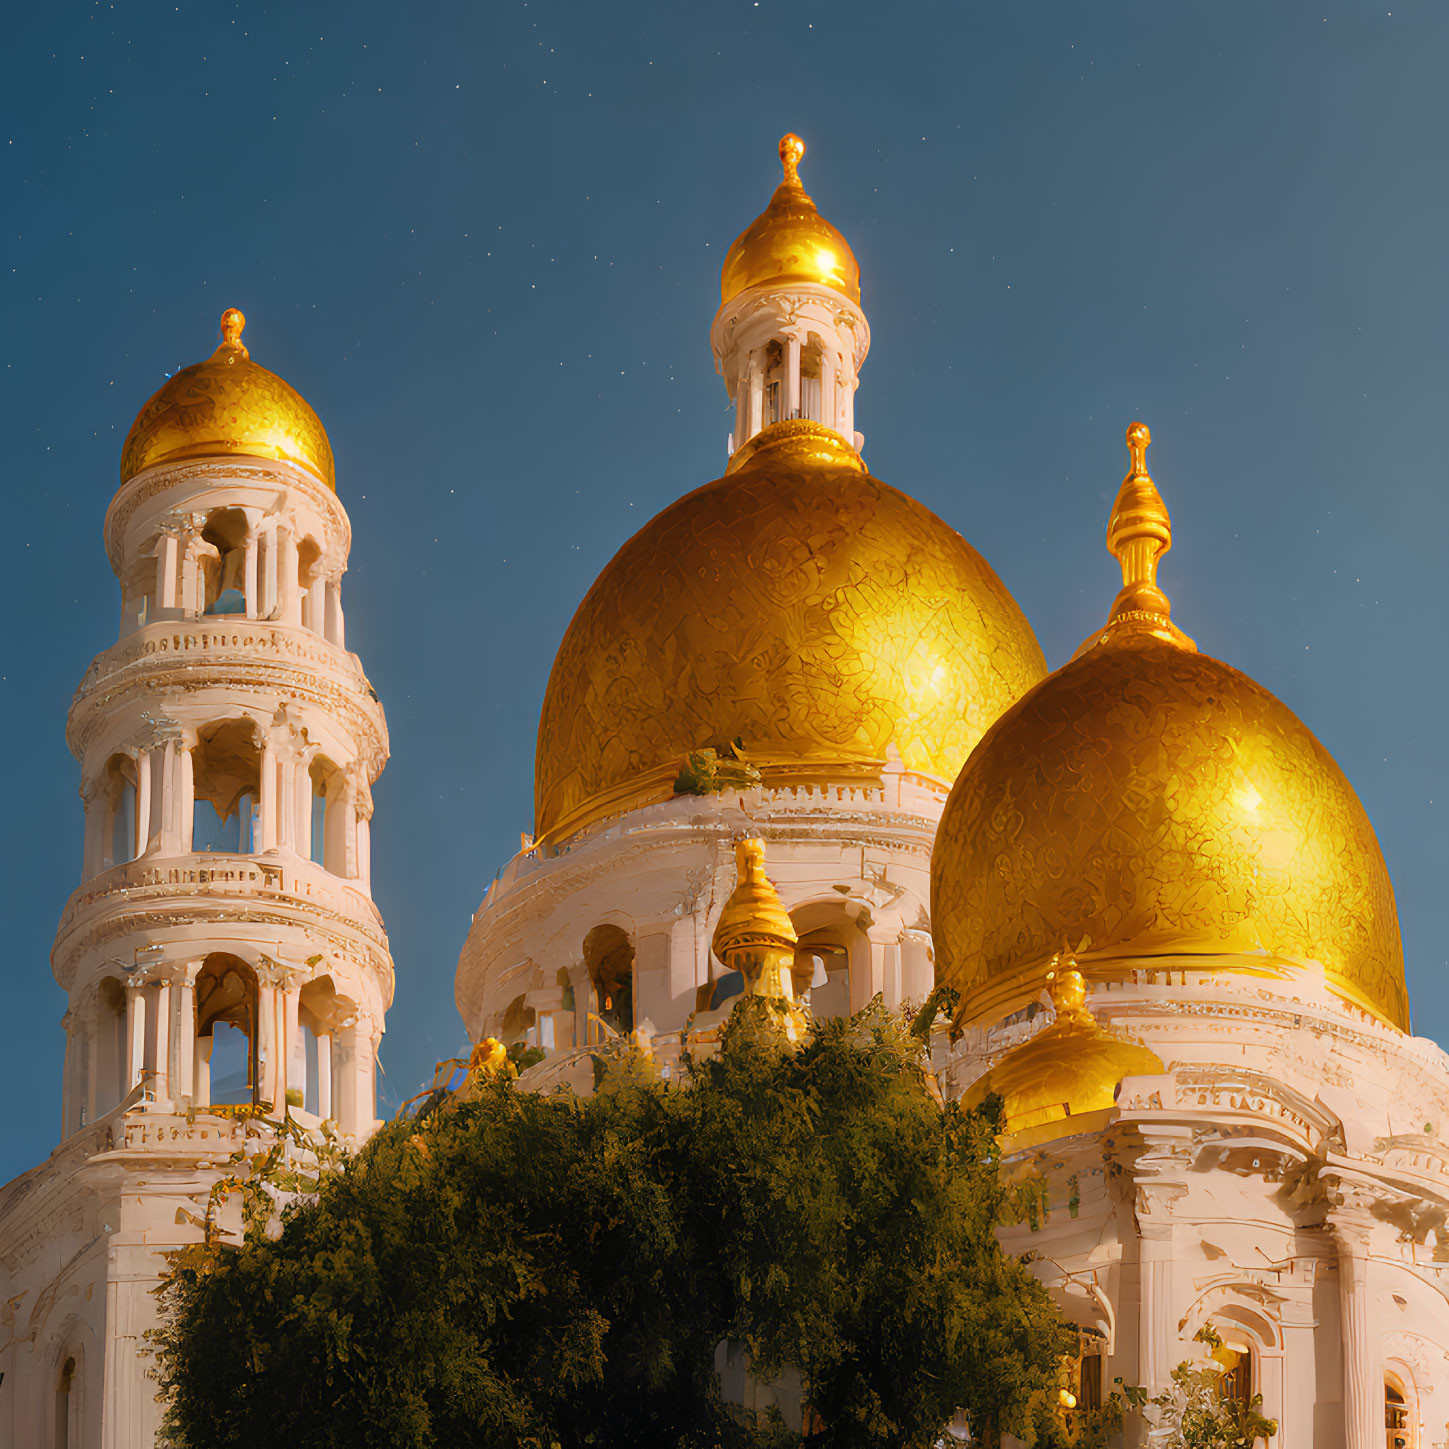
(195, 954, 258, 1107)
(1386, 1373, 1413, 1449)
(1211, 1333, 1253, 1405)
(790, 902, 869, 1020)
(297, 535, 324, 632)
(308, 756, 349, 872)
(200, 507, 250, 616)
(54, 1353, 76, 1449)
(93, 977, 128, 1117)
(298, 975, 342, 1119)
(582, 924, 634, 1037)
(103, 755, 138, 869)
(191, 720, 260, 853)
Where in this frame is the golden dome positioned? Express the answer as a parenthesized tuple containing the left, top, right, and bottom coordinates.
(719, 135, 861, 306)
(962, 962, 1164, 1148)
(119, 309, 335, 489)
(535, 420, 1047, 842)
(932, 425, 1406, 1030)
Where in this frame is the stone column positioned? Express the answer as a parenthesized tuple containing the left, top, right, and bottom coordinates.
(151, 980, 171, 1101)
(317, 1032, 333, 1120)
(156, 528, 180, 610)
(244, 531, 259, 618)
(356, 812, 372, 892)
(156, 736, 183, 856)
(325, 576, 346, 649)
(86, 1001, 101, 1125)
(82, 776, 105, 878)
(785, 334, 802, 417)
(261, 528, 279, 619)
(259, 739, 278, 851)
(1331, 1199, 1381, 1449)
(256, 978, 278, 1109)
(179, 742, 195, 851)
(133, 749, 152, 860)
(277, 525, 300, 626)
(282, 982, 302, 1106)
(173, 968, 197, 1102)
(819, 349, 836, 431)
(125, 979, 146, 1092)
(278, 747, 296, 853)
(748, 356, 763, 438)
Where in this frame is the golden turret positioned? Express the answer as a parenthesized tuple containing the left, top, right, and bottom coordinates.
(711, 838, 799, 1000)
(719, 134, 861, 305)
(961, 956, 1165, 1148)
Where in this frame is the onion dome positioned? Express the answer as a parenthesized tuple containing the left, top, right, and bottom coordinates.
(534, 420, 1048, 842)
(932, 424, 1406, 1031)
(720, 134, 861, 305)
(119, 308, 335, 489)
(962, 959, 1164, 1148)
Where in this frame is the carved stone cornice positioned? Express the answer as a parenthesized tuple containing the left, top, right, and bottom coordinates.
(104, 459, 350, 577)
(66, 620, 388, 772)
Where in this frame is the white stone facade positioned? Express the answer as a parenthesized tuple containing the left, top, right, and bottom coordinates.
(0, 454, 393, 1448)
(944, 967, 1449, 1449)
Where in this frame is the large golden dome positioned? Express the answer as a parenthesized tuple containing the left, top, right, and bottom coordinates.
(931, 425, 1406, 1030)
(534, 421, 1047, 842)
(120, 309, 335, 489)
(719, 135, 861, 306)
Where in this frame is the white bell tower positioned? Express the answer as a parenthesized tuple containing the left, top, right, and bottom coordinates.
(0, 308, 394, 1449)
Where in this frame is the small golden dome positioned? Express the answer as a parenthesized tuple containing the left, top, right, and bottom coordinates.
(719, 134, 861, 306)
(119, 308, 335, 489)
(932, 425, 1407, 1030)
(961, 961, 1164, 1148)
(534, 420, 1047, 842)
(712, 838, 798, 964)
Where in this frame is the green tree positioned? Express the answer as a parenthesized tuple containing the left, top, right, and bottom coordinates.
(150, 1002, 1076, 1448)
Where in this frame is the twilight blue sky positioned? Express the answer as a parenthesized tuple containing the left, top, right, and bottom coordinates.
(2, 1, 1445, 1185)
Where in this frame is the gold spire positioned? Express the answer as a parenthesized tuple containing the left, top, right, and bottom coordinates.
(779, 132, 806, 187)
(1079, 423, 1195, 654)
(218, 307, 248, 356)
(711, 839, 799, 999)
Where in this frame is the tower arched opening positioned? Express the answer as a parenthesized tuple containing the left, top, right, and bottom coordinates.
(199, 507, 250, 616)
(194, 953, 259, 1107)
(308, 755, 350, 873)
(191, 719, 260, 854)
(297, 975, 343, 1118)
(102, 754, 138, 869)
(790, 901, 870, 1020)
(53, 1351, 77, 1449)
(91, 976, 128, 1119)
(582, 924, 634, 1038)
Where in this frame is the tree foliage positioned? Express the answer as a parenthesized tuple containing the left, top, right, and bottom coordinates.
(151, 1002, 1078, 1448)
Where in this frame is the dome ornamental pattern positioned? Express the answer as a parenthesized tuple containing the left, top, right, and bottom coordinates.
(534, 421, 1047, 843)
(120, 308, 335, 489)
(931, 425, 1407, 1031)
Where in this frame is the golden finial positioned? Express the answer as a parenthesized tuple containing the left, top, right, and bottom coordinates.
(779, 133, 806, 188)
(1044, 951, 1092, 1026)
(217, 307, 249, 358)
(711, 838, 799, 1000)
(1091, 422, 1196, 652)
